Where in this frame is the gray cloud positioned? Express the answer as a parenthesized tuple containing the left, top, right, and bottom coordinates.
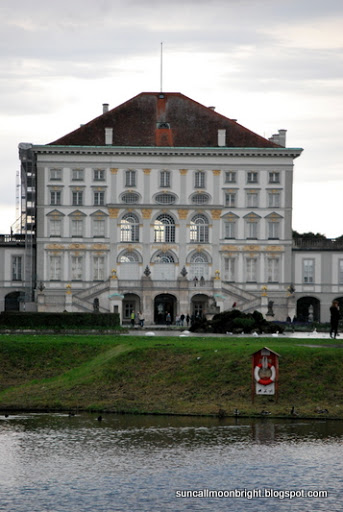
(0, 0, 342, 234)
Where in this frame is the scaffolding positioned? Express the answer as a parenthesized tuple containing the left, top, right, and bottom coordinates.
(18, 143, 36, 304)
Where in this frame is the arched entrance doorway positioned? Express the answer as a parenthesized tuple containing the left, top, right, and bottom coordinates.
(4, 291, 25, 311)
(333, 297, 343, 328)
(191, 293, 210, 320)
(334, 297, 343, 312)
(154, 294, 176, 324)
(296, 296, 320, 322)
(122, 293, 141, 325)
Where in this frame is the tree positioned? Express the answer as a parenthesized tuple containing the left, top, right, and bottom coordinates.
(292, 230, 327, 240)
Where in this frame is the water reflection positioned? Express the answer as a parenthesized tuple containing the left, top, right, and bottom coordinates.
(0, 413, 342, 511)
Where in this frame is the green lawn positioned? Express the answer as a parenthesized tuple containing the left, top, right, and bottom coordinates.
(0, 334, 342, 418)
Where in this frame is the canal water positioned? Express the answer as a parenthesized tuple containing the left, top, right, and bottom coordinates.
(0, 413, 341, 512)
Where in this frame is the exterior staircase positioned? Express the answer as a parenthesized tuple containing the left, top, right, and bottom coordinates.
(221, 282, 261, 313)
(72, 280, 110, 312)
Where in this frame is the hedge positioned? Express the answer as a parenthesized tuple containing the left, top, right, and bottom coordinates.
(0, 312, 120, 330)
(190, 309, 285, 334)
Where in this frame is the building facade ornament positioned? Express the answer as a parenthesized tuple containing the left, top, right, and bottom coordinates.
(142, 209, 152, 219)
(211, 210, 222, 220)
(178, 209, 188, 219)
(108, 208, 119, 218)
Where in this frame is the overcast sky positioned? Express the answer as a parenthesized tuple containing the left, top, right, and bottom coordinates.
(1, 0, 342, 236)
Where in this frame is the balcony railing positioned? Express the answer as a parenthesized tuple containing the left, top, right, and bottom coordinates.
(293, 238, 343, 250)
(0, 234, 26, 243)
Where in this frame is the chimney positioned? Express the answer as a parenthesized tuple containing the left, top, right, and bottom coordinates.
(105, 127, 113, 145)
(269, 129, 287, 147)
(218, 129, 226, 147)
(278, 129, 287, 147)
(103, 103, 109, 114)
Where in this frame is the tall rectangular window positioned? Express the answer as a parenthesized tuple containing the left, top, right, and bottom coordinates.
(71, 256, 83, 281)
(268, 221, 280, 239)
(93, 256, 105, 281)
(124, 302, 135, 320)
(125, 170, 136, 187)
(50, 255, 61, 281)
(303, 259, 314, 283)
(72, 191, 83, 206)
(160, 170, 171, 187)
(267, 258, 279, 282)
(93, 219, 105, 237)
(247, 221, 258, 239)
(195, 171, 205, 188)
(12, 256, 22, 281)
(94, 191, 105, 206)
(246, 258, 257, 282)
(339, 260, 343, 284)
(50, 191, 61, 206)
(268, 191, 280, 208)
(49, 219, 62, 237)
(225, 192, 236, 207)
(224, 257, 235, 282)
(71, 219, 83, 237)
(224, 221, 236, 239)
(246, 192, 258, 208)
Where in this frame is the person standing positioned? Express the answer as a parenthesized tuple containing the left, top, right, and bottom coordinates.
(130, 310, 135, 327)
(330, 300, 340, 338)
(138, 311, 144, 328)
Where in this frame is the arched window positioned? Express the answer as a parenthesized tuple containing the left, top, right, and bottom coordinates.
(190, 214, 209, 243)
(190, 253, 209, 280)
(120, 213, 139, 242)
(119, 252, 139, 263)
(154, 214, 175, 243)
(119, 251, 140, 279)
(154, 253, 175, 264)
(153, 252, 175, 280)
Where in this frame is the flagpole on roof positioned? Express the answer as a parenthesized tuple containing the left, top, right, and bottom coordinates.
(160, 42, 163, 93)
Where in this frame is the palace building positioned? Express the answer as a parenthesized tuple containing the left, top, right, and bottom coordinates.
(2, 91, 339, 324)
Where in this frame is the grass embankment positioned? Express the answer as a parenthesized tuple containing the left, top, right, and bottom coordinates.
(0, 334, 342, 418)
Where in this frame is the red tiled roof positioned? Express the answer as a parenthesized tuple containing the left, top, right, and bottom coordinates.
(49, 92, 281, 148)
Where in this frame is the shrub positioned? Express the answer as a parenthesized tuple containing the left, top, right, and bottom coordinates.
(0, 312, 120, 330)
(232, 317, 255, 331)
(190, 309, 284, 334)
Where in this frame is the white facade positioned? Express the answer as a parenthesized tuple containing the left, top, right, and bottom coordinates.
(30, 142, 300, 323)
(0, 236, 26, 312)
(292, 243, 343, 323)
(4, 91, 340, 325)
